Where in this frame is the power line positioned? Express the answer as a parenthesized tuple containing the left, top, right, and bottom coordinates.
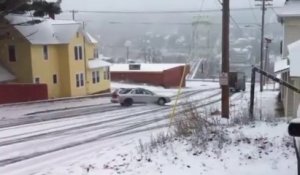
(216, 0, 244, 34)
(63, 6, 281, 15)
(256, 0, 273, 92)
(63, 18, 278, 26)
(247, 0, 260, 23)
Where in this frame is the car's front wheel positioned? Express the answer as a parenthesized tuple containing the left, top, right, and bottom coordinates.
(157, 98, 166, 106)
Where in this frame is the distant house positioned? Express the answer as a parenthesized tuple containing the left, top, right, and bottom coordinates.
(276, 0, 300, 117)
(110, 63, 190, 88)
(0, 14, 111, 100)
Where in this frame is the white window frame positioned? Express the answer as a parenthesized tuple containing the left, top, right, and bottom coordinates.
(74, 45, 83, 60)
(43, 45, 48, 60)
(76, 73, 85, 88)
(96, 70, 100, 83)
(92, 71, 100, 84)
(104, 67, 110, 80)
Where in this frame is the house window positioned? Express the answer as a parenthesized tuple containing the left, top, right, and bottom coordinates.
(92, 71, 100, 84)
(74, 46, 83, 60)
(34, 77, 40, 84)
(96, 71, 100, 82)
(129, 64, 140, 70)
(107, 67, 110, 80)
(53, 74, 57, 84)
(79, 46, 83, 60)
(94, 48, 98, 58)
(76, 73, 84, 87)
(43, 45, 48, 60)
(8, 45, 16, 62)
(104, 67, 110, 80)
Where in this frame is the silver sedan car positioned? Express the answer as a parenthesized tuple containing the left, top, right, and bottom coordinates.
(111, 88, 171, 107)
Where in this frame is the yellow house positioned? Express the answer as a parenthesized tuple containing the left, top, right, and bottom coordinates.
(0, 14, 111, 98)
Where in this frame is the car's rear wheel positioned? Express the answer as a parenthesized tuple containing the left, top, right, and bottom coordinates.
(123, 98, 133, 107)
(157, 98, 166, 106)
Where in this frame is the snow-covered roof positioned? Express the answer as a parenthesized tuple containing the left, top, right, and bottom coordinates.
(274, 59, 289, 74)
(5, 14, 81, 44)
(99, 54, 111, 61)
(232, 47, 249, 53)
(110, 63, 186, 72)
(0, 65, 15, 82)
(84, 32, 98, 44)
(88, 58, 111, 69)
(276, 1, 300, 19)
(288, 40, 300, 77)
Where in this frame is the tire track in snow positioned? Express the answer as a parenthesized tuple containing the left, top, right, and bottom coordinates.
(0, 88, 217, 129)
(0, 89, 221, 145)
(0, 90, 223, 166)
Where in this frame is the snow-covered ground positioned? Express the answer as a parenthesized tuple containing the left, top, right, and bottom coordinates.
(0, 81, 296, 175)
(35, 122, 294, 175)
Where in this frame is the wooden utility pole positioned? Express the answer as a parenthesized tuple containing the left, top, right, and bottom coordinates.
(264, 38, 272, 84)
(221, 0, 230, 119)
(259, 0, 265, 92)
(256, 0, 272, 91)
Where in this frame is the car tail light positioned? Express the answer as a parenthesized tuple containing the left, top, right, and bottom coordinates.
(112, 92, 118, 98)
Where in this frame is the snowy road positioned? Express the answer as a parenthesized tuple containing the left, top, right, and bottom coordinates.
(0, 85, 232, 174)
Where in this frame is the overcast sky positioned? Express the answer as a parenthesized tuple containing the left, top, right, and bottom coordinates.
(60, 0, 286, 11)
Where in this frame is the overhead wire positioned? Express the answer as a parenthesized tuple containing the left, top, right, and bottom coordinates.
(168, 0, 207, 131)
(247, 0, 260, 24)
(62, 6, 281, 15)
(215, 0, 244, 34)
(70, 18, 277, 26)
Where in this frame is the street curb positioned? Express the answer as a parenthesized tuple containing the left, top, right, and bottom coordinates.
(0, 93, 111, 107)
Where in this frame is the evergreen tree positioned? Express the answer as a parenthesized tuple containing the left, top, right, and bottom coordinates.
(0, 0, 28, 16)
(0, 0, 62, 18)
(30, 0, 62, 19)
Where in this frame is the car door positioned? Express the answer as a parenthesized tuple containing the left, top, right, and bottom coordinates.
(130, 88, 144, 103)
(141, 89, 157, 103)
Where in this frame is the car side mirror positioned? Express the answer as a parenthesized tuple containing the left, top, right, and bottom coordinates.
(288, 119, 300, 137)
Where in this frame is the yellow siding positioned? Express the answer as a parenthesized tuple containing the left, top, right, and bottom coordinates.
(85, 42, 95, 60)
(86, 68, 111, 94)
(99, 68, 111, 92)
(85, 41, 111, 94)
(57, 45, 72, 97)
(0, 24, 111, 98)
(0, 28, 32, 83)
(31, 45, 61, 98)
(68, 33, 86, 97)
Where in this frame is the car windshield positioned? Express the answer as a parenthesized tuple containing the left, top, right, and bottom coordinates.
(143, 89, 155, 95)
(119, 88, 132, 94)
